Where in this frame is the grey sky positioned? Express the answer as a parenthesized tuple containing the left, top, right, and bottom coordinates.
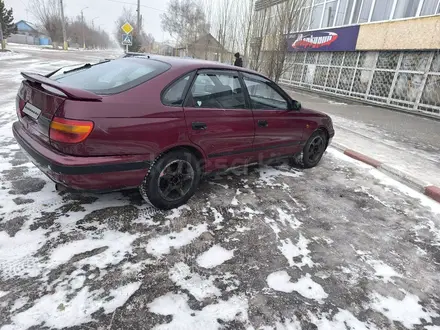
(4, 0, 170, 42)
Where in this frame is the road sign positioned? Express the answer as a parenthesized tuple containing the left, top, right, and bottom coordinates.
(121, 22, 134, 34)
(122, 34, 133, 46)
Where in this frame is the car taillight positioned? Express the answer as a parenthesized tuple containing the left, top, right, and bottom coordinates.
(49, 117, 94, 144)
(16, 96, 25, 119)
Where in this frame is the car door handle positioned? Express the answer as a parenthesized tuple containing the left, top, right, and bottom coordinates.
(192, 122, 207, 130)
(258, 120, 268, 128)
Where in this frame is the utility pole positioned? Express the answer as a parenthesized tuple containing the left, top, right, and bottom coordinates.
(137, 0, 141, 35)
(0, 16, 4, 51)
(82, 10, 85, 49)
(60, 0, 68, 50)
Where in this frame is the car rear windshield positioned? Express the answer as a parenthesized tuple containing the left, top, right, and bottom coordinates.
(54, 58, 171, 95)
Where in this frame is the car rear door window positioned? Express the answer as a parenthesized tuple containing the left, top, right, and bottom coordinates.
(162, 74, 192, 106)
(186, 71, 246, 109)
(54, 58, 170, 95)
(242, 73, 288, 110)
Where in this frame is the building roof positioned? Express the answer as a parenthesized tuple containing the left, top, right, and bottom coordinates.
(176, 33, 229, 53)
(15, 20, 39, 32)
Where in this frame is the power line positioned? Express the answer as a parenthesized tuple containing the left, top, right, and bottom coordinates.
(106, 0, 166, 13)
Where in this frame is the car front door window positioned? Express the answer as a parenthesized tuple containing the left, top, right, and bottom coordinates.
(243, 74, 288, 110)
(188, 72, 246, 109)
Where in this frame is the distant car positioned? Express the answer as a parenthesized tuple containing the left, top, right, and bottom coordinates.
(13, 55, 334, 209)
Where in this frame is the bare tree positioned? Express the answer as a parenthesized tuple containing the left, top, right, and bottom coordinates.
(260, 0, 309, 82)
(249, 6, 271, 72)
(67, 17, 110, 49)
(141, 32, 155, 52)
(239, 0, 255, 64)
(161, 0, 208, 47)
(31, 0, 63, 48)
(231, 0, 255, 65)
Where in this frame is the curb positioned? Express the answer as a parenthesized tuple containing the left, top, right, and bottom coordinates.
(331, 142, 440, 204)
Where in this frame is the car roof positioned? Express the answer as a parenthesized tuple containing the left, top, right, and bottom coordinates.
(122, 53, 258, 75)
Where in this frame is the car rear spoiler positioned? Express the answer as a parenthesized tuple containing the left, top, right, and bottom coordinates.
(21, 72, 102, 102)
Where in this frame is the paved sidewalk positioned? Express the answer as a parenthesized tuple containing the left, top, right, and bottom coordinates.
(286, 88, 440, 202)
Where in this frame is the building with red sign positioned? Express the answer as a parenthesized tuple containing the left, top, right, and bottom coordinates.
(251, 0, 440, 117)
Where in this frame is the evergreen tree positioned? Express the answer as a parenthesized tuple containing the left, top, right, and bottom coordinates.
(0, 0, 16, 50)
(128, 33, 142, 52)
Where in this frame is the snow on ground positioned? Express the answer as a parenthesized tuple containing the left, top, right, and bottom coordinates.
(49, 230, 138, 270)
(148, 292, 251, 330)
(0, 52, 29, 61)
(257, 165, 302, 187)
(1, 52, 440, 329)
(169, 262, 221, 301)
(196, 245, 235, 269)
(309, 309, 380, 330)
(3, 282, 141, 330)
(278, 235, 314, 269)
(370, 292, 438, 329)
(145, 223, 208, 257)
(267, 271, 328, 302)
(365, 259, 403, 284)
(331, 115, 440, 187)
(328, 148, 440, 214)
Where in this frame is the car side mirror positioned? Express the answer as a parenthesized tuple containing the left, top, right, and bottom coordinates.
(290, 100, 301, 111)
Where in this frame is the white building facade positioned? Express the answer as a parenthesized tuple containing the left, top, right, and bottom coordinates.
(254, 0, 440, 116)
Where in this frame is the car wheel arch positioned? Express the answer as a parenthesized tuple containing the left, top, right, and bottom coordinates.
(158, 145, 206, 171)
(316, 126, 330, 146)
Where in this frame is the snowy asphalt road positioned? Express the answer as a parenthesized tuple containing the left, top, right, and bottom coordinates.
(1, 51, 440, 330)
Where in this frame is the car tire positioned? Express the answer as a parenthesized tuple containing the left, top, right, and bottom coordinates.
(293, 130, 327, 169)
(139, 150, 201, 210)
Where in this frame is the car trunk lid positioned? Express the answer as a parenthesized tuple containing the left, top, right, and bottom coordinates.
(17, 72, 102, 145)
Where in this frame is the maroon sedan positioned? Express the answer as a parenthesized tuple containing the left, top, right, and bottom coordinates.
(13, 55, 334, 209)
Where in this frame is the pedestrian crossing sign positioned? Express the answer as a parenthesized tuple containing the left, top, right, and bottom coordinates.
(122, 34, 133, 46)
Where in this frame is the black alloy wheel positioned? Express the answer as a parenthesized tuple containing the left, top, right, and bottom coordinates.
(139, 150, 201, 210)
(157, 160, 195, 202)
(293, 130, 328, 169)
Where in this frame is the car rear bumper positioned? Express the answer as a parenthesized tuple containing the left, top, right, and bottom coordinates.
(12, 121, 151, 191)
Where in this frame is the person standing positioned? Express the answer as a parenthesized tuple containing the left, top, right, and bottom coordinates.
(234, 52, 243, 67)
